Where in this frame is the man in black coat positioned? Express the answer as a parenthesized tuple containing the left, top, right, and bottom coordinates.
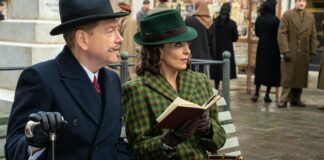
(5, 0, 131, 159)
(185, 1, 213, 74)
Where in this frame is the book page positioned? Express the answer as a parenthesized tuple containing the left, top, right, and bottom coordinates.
(202, 95, 222, 109)
(156, 97, 200, 122)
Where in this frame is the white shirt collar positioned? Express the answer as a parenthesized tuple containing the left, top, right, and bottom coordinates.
(80, 64, 99, 82)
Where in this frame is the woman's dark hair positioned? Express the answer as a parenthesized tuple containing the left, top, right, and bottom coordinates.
(136, 45, 162, 76)
(218, 2, 231, 26)
(258, 0, 277, 16)
(136, 43, 191, 76)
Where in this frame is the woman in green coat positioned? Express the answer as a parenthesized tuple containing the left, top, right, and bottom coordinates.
(123, 10, 226, 160)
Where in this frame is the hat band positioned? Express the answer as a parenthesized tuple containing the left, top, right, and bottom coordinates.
(62, 7, 111, 22)
(141, 26, 187, 42)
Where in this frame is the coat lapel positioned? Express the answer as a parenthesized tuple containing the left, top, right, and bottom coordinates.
(95, 69, 122, 143)
(177, 71, 195, 101)
(291, 9, 302, 30)
(143, 71, 196, 101)
(298, 12, 311, 33)
(144, 72, 178, 101)
(143, 71, 196, 120)
(56, 46, 102, 126)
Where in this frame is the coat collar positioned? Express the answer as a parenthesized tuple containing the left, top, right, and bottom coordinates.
(291, 9, 311, 33)
(291, 9, 303, 30)
(143, 70, 196, 101)
(56, 46, 105, 126)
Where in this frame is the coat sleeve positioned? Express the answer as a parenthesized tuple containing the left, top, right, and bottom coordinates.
(277, 12, 290, 54)
(232, 21, 239, 42)
(5, 67, 50, 160)
(209, 23, 216, 59)
(123, 82, 174, 159)
(274, 17, 280, 37)
(255, 17, 260, 37)
(197, 74, 226, 152)
(309, 14, 318, 57)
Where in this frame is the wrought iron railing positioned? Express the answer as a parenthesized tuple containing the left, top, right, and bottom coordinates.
(0, 51, 232, 110)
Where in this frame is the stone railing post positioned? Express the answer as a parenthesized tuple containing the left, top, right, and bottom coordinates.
(120, 51, 129, 84)
(222, 51, 231, 110)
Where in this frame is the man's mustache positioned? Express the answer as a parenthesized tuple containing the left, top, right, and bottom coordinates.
(108, 45, 121, 52)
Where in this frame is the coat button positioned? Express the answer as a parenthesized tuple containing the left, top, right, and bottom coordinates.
(93, 145, 98, 150)
(72, 119, 79, 126)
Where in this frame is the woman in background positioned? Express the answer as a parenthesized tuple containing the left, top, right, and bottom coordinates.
(210, 2, 238, 89)
(251, 0, 281, 103)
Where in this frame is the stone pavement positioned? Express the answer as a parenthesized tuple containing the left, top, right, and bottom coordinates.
(229, 75, 324, 160)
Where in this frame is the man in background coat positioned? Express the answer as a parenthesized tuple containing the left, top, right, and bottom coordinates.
(147, 0, 170, 15)
(136, 0, 150, 25)
(118, 0, 137, 62)
(5, 0, 131, 159)
(277, 0, 317, 108)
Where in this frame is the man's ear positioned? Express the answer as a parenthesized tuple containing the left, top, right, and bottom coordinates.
(75, 30, 89, 51)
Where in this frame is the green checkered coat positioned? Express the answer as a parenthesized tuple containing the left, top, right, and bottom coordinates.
(123, 70, 226, 160)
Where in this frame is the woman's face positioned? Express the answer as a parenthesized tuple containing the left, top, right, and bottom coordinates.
(160, 42, 191, 71)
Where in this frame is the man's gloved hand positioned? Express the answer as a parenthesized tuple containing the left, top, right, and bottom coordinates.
(283, 52, 291, 62)
(25, 111, 65, 148)
(160, 119, 199, 148)
(196, 111, 211, 136)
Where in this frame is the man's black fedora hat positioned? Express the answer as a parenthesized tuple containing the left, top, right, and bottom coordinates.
(50, 0, 128, 35)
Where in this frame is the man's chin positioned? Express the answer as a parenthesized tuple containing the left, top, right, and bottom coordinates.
(106, 59, 120, 64)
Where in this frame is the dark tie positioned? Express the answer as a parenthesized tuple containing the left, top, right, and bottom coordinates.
(92, 75, 101, 94)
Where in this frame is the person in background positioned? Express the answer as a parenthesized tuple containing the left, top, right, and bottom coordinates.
(185, 1, 213, 75)
(147, 0, 170, 15)
(251, 0, 281, 103)
(123, 10, 225, 159)
(136, 0, 150, 25)
(5, 0, 132, 159)
(0, 2, 5, 21)
(277, 0, 317, 108)
(318, 21, 324, 110)
(118, 0, 137, 57)
(210, 2, 238, 89)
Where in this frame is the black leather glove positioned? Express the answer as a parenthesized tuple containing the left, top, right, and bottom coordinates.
(160, 119, 199, 148)
(196, 111, 211, 136)
(25, 111, 65, 148)
(283, 52, 291, 62)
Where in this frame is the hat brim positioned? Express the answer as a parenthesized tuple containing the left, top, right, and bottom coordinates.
(50, 12, 128, 35)
(134, 26, 198, 46)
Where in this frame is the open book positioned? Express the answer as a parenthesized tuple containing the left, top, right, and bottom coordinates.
(155, 95, 226, 129)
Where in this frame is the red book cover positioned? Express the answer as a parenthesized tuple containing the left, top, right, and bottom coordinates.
(155, 106, 205, 129)
(155, 95, 223, 129)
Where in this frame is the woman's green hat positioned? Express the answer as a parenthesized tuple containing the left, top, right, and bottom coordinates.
(134, 9, 197, 45)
